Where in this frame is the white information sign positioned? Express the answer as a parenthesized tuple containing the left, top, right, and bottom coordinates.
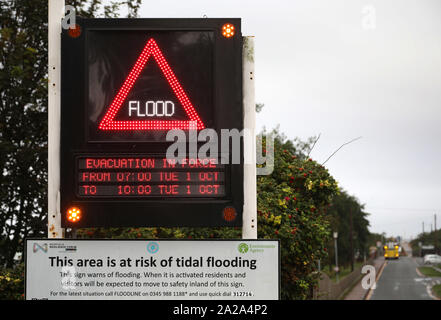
(25, 239, 279, 300)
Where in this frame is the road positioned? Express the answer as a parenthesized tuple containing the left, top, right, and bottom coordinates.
(370, 243, 438, 300)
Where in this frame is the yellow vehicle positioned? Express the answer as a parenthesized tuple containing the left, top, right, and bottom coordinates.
(384, 243, 400, 259)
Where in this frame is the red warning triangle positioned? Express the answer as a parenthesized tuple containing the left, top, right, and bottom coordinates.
(99, 38, 205, 131)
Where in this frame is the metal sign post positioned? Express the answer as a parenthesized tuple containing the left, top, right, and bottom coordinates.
(48, 0, 64, 238)
(242, 36, 257, 239)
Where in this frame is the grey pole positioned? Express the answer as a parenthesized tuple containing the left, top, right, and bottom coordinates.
(48, 0, 65, 238)
(333, 232, 339, 283)
(435, 214, 437, 254)
(242, 36, 257, 239)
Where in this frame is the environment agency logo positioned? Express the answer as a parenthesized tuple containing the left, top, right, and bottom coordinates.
(147, 241, 159, 254)
(238, 243, 249, 254)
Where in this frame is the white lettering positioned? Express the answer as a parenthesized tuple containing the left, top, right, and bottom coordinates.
(128, 100, 175, 117)
(128, 101, 139, 117)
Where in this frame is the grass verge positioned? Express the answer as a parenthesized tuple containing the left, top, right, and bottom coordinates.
(339, 273, 363, 300)
(417, 266, 441, 277)
(432, 284, 441, 299)
(324, 262, 364, 283)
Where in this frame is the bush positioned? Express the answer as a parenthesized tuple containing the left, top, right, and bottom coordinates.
(0, 263, 24, 300)
(256, 141, 339, 299)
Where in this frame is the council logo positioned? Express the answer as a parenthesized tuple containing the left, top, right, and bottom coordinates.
(147, 242, 159, 254)
(238, 243, 249, 254)
(33, 243, 48, 253)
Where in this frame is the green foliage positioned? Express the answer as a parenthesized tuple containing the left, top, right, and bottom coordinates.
(410, 229, 441, 255)
(0, 263, 24, 300)
(367, 232, 384, 247)
(417, 266, 441, 278)
(0, 0, 143, 268)
(1, 0, 50, 267)
(325, 190, 371, 269)
(256, 103, 264, 113)
(256, 136, 339, 299)
(433, 284, 441, 299)
(324, 261, 363, 283)
(76, 226, 242, 240)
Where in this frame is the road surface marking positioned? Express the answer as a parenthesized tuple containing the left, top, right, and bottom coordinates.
(427, 284, 440, 300)
(415, 267, 424, 277)
(415, 266, 439, 300)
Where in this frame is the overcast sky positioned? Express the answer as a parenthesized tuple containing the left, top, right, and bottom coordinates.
(135, 0, 441, 239)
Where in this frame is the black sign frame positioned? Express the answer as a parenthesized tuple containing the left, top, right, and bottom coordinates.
(61, 18, 243, 228)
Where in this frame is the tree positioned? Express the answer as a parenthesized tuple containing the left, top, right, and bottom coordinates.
(410, 229, 441, 256)
(0, 0, 142, 268)
(325, 190, 371, 269)
(256, 131, 339, 299)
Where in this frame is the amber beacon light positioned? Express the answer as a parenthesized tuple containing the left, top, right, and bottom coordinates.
(67, 24, 82, 38)
(222, 23, 235, 38)
(67, 207, 81, 223)
(222, 206, 237, 222)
